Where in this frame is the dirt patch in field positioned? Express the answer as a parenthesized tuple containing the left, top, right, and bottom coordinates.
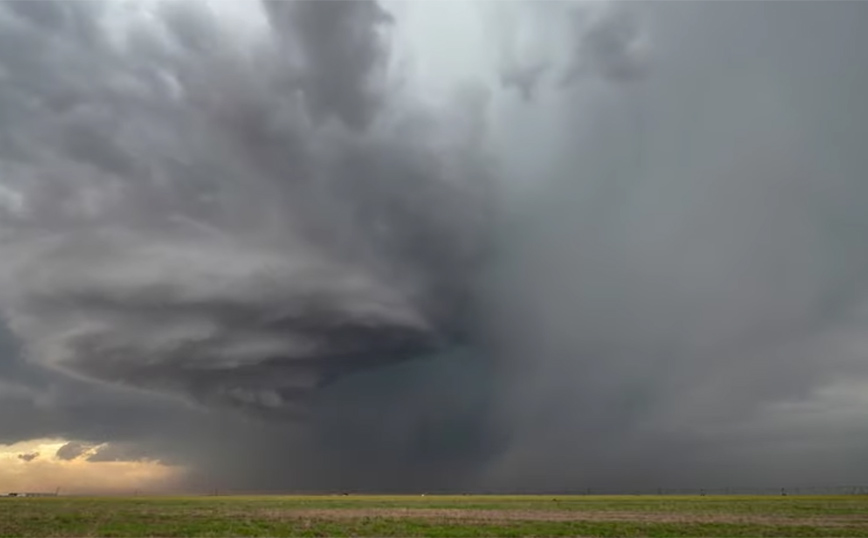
(241, 508, 868, 527)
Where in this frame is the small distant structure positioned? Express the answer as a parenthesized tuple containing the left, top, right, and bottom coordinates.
(4, 491, 58, 497)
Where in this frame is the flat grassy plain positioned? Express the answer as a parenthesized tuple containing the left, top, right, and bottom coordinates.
(2, 494, 868, 537)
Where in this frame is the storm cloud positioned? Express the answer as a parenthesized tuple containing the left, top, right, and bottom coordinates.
(1, 0, 868, 493)
(0, 0, 489, 419)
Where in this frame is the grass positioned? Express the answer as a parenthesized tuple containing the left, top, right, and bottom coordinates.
(1, 494, 867, 537)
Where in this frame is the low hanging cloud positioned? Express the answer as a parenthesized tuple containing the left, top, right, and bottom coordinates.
(17, 452, 39, 462)
(0, 0, 867, 494)
(55, 441, 93, 461)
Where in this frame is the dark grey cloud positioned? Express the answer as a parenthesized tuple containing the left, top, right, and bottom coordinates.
(1, 0, 867, 493)
(499, 62, 548, 102)
(575, 7, 647, 84)
(17, 452, 38, 462)
(262, 0, 393, 130)
(55, 441, 92, 461)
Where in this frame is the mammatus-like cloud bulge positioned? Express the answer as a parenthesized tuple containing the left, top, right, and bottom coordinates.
(0, 0, 491, 417)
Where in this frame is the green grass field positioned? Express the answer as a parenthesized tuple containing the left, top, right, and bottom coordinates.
(2, 494, 867, 537)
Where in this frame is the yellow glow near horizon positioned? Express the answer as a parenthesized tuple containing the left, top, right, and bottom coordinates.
(0, 438, 187, 494)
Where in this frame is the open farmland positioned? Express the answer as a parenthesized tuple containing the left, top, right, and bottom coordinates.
(2, 495, 868, 537)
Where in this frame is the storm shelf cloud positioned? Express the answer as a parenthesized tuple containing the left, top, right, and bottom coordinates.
(0, 0, 868, 493)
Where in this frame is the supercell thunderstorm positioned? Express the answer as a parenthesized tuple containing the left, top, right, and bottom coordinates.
(1, 0, 868, 492)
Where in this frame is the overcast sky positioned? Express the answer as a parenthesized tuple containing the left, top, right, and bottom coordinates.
(1, 0, 868, 494)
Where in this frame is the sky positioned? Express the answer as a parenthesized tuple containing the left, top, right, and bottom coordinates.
(1, 0, 868, 494)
